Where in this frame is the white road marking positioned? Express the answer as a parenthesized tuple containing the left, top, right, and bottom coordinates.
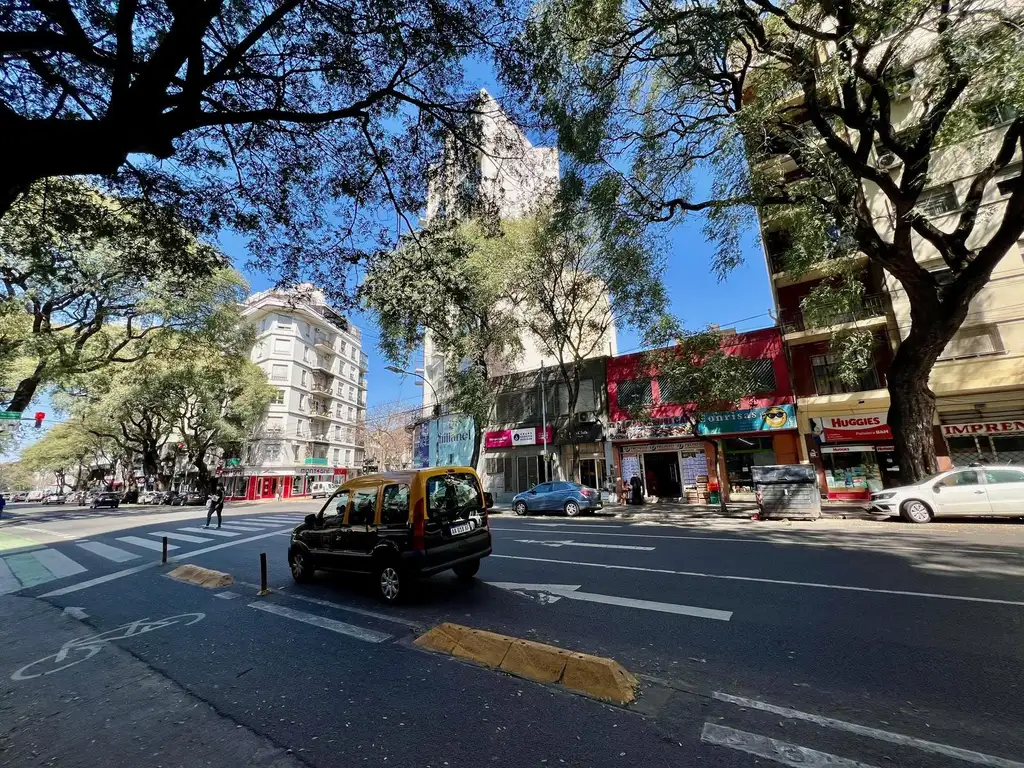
(254, 586, 423, 629)
(237, 520, 289, 528)
(149, 531, 212, 544)
(251, 516, 304, 522)
(117, 536, 179, 552)
(247, 602, 392, 643)
(214, 591, 240, 600)
(216, 524, 267, 532)
(713, 692, 1024, 768)
(31, 549, 86, 579)
(492, 527, 1024, 556)
(493, 554, 1024, 608)
(488, 581, 731, 620)
(168, 528, 292, 561)
(0, 558, 21, 594)
(520, 522, 626, 529)
(61, 606, 88, 619)
(513, 538, 655, 551)
(701, 722, 879, 768)
(76, 541, 140, 563)
(179, 527, 239, 537)
(15, 526, 79, 541)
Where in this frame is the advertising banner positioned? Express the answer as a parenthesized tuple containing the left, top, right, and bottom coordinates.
(941, 420, 1024, 437)
(429, 414, 476, 467)
(412, 422, 430, 468)
(810, 413, 892, 442)
(485, 425, 554, 450)
(698, 404, 797, 435)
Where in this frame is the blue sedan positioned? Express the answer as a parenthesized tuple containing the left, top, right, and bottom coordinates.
(512, 481, 603, 517)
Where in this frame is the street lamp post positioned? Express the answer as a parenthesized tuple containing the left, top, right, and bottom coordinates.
(385, 365, 441, 416)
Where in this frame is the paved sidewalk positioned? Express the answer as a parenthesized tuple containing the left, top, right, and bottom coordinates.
(492, 500, 870, 522)
(0, 596, 303, 768)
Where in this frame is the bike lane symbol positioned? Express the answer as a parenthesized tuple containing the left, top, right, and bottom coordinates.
(12, 613, 205, 681)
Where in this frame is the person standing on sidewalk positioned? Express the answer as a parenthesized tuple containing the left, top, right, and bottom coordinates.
(0, 493, 5, 519)
(204, 484, 226, 528)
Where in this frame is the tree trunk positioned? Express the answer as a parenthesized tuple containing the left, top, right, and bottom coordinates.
(470, 417, 483, 471)
(886, 362, 940, 484)
(708, 438, 729, 515)
(6, 361, 46, 412)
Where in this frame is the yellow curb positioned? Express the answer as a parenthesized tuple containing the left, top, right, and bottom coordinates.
(168, 564, 234, 589)
(414, 623, 638, 704)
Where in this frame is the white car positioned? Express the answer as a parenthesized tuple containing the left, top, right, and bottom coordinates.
(868, 465, 1024, 523)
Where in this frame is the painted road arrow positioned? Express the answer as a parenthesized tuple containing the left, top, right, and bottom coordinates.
(61, 607, 88, 620)
(487, 582, 732, 621)
(513, 539, 655, 551)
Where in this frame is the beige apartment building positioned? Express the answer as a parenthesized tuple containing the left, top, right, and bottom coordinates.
(758, 29, 1024, 500)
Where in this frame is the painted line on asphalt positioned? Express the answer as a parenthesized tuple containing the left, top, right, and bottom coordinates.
(30, 548, 86, 579)
(701, 722, 878, 768)
(513, 538, 655, 551)
(713, 692, 1024, 768)
(242, 583, 423, 629)
(117, 536, 179, 552)
(491, 527, 1024, 556)
(492, 555, 1024, 607)
(247, 602, 392, 643)
(41, 527, 291, 597)
(150, 531, 212, 544)
(516, 522, 626, 529)
(0, 558, 21, 594)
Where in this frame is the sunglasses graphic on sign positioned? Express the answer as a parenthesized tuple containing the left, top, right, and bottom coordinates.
(762, 407, 790, 429)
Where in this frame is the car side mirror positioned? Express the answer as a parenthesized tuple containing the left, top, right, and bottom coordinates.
(484, 492, 494, 509)
(529, 489, 537, 495)
(304, 513, 317, 527)
(932, 484, 942, 494)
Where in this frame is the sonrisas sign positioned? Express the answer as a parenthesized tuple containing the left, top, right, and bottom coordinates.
(941, 421, 1024, 437)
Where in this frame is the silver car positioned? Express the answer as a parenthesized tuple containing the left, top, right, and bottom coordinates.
(868, 465, 1024, 523)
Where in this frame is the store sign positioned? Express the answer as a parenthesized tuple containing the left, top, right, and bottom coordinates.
(429, 414, 476, 467)
(607, 416, 696, 441)
(557, 421, 604, 444)
(621, 442, 704, 455)
(942, 420, 1024, 437)
(810, 413, 892, 442)
(698, 405, 796, 435)
(820, 444, 874, 454)
(485, 426, 554, 450)
(412, 422, 430, 468)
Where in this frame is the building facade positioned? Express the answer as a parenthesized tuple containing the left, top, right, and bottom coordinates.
(227, 286, 368, 500)
(607, 328, 798, 503)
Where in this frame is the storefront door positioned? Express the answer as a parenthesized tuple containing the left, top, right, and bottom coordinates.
(643, 452, 681, 497)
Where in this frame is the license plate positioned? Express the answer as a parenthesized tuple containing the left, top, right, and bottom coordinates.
(449, 523, 472, 536)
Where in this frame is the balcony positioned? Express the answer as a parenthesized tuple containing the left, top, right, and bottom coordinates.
(309, 434, 330, 444)
(780, 295, 887, 344)
(314, 332, 335, 352)
(311, 358, 332, 373)
(359, 352, 369, 371)
(811, 364, 883, 395)
(310, 381, 332, 395)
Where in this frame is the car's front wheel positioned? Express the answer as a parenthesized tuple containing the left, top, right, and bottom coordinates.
(288, 549, 315, 583)
(564, 500, 581, 517)
(453, 559, 481, 581)
(375, 559, 404, 604)
(901, 499, 932, 524)
(514, 501, 528, 516)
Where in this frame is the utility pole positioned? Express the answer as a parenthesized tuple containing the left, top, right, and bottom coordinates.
(540, 365, 548, 482)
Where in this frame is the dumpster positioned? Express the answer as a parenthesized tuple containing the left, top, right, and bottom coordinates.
(752, 464, 821, 520)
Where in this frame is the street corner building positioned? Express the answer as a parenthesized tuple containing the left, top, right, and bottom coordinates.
(224, 286, 370, 500)
(606, 328, 800, 504)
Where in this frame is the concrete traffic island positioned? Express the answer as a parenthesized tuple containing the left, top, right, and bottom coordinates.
(415, 622, 638, 705)
(167, 563, 234, 589)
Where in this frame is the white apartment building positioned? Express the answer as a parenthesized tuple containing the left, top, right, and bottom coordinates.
(228, 285, 368, 500)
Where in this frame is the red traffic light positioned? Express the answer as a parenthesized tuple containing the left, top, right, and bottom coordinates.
(33, 412, 45, 428)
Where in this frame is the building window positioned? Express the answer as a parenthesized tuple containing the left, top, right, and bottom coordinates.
(939, 325, 1004, 360)
(265, 417, 283, 434)
(554, 379, 597, 415)
(996, 163, 1022, 197)
(273, 338, 290, 353)
(916, 184, 958, 217)
(348, 405, 356, 421)
(617, 379, 654, 411)
(270, 389, 285, 405)
(271, 364, 287, 381)
(265, 443, 281, 461)
(344, 449, 352, 465)
(333, 448, 340, 464)
(334, 425, 341, 439)
(810, 353, 880, 394)
(742, 359, 776, 394)
(298, 395, 307, 412)
(277, 314, 292, 325)
(303, 346, 312, 363)
(300, 370, 308, 387)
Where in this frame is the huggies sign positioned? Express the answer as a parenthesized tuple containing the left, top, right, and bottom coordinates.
(810, 413, 892, 442)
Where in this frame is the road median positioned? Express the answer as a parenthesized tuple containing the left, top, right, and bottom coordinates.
(167, 563, 233, 588)
(415, 622, 638, 704)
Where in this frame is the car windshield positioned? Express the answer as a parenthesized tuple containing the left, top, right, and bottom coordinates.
(427, 473, 483, 522)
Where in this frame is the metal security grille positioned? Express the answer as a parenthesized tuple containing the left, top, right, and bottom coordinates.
(617, 378, 654, 410)
(946, 435, 1024, 467)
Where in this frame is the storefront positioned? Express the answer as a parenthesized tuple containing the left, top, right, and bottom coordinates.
(619, 441, 710, 502)
(556, 421, 612, 496)
(223, 466, 347, 501)
(483, 425, 555, 504)
(702, 405, 800, 499)
(941, 419, 1024, 465)
(807, 412, 896, 499)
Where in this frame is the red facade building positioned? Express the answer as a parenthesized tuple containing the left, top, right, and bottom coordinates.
(606, 327, 798, 503)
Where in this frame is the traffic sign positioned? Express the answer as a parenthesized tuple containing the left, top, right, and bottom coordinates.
(0, 412, 21, 420)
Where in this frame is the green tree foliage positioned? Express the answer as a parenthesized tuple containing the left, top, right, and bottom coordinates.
(1, 178, 245, 412)
(0, 461, 37, 492)
(19, 419, 110, 490)
(518, 0, 1024, 481)
(0, 0, 528, 293)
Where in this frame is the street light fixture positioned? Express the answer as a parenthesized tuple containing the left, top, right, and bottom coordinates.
(385, 365, 441, 416)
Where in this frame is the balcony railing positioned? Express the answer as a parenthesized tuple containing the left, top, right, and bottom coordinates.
(314, 332, 335, 351)
(811, 365, 882, 395)
(309, 434, 330, 443)
(781, 295, 885, 334)
(311, 381, 332, 394)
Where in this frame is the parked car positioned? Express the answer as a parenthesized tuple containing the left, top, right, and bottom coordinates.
(310, 481, 338, 499)
(137, 490, 159, 504)
(90, 492, 121, 510)
(511, 481, 603, 517)
(26, 490, 45, 502)
(11, 492, 28, 503)
(288, 467, 493, 603)
(153, 490, 178, 505)
(173, 492, 207, 506)
(120, 489, 138, 504)
(868, 465, 1024, 523)
(41, 493, 67, 505)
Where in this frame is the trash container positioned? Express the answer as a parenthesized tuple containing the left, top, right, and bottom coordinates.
(708, 480, 720, 505)
(752, 464, 821, 520)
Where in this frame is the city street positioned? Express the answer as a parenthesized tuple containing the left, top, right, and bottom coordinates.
(2, 501, 1024, 767)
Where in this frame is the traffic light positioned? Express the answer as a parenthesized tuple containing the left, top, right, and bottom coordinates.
(33, 412, 45, 429)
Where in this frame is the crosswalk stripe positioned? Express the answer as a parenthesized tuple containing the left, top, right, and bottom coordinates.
(238, 520, 291, 527)
(149, 531, 212, 544)
(31, 549, 86, 579)
(247, 602, 392, 643)
(6, 553, 57, 588)
(179, 527, 239, 537)
(216, 524, 266, 532)
(701, 723, 878, 768)
(0, 558, 21, 594)
(117, 536, 179, 552)
(77, 541, 140, 563)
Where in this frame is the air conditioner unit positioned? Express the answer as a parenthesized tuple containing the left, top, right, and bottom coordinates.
(575, 411, 595, 424)
(876, 151, 901, 170)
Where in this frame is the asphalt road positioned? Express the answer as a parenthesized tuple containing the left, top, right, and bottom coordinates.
(2, 501, 1024, 768)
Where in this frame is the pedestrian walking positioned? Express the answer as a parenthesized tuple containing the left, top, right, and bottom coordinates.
(204, 483, 226, 528)
(0, 493, 5, 519)
(629, 474, 644, 505)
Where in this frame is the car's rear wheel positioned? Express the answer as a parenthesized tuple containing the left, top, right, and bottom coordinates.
(453, 559, 481, 581)
(514, 501, 528, 516)
(901, 499, 932, 524)
(564, 500, 580, 517)
(289, 549, 314, 583)
(375, 559, 404, 604)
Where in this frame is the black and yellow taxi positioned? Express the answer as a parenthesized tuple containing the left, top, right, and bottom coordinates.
(287, 467, 493, 603)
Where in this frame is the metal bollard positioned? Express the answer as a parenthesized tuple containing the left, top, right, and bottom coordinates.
(258, 552, 269, 595)
(162, 536, 168, 564)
